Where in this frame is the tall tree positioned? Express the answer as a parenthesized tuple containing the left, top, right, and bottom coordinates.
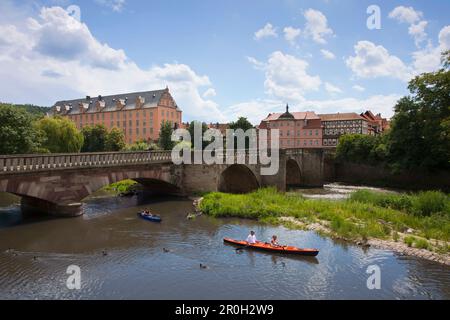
(388, 50, 450, 170)
(81, 124, 109, 152)
(35, 116, 84, 153)
(158, 120, 175, 150)
(105, 127, 126, 151)
(228, 117, 254, 149)
(0, 104, 43, 154)
(188, 120, 208, 149)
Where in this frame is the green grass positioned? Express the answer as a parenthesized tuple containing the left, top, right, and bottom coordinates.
(349, 190, 450, 217)
(200, 188, 450, 246)
(102, 179, 138, 194)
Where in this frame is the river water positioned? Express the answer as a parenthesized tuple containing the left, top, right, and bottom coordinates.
(0, 184, 449, 300)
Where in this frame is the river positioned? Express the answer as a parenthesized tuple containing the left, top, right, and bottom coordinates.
(0, 184, 449, 300)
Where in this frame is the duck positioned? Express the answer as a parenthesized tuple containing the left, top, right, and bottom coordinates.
(102, 250, 108, 256)
(163, 248, 171, 253)
(199, 263, 208, 269)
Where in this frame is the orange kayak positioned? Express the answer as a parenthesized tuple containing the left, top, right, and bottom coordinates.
(223, 238, 319, 256)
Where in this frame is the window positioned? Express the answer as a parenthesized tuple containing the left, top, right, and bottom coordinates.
(102, 113, 105, 120)
(315, 130, 319, 136)
(123, 121, 126, 127)
(117, 121, 120, 127)
(129, 120, 132, 127)
(143, 127, 147, 134)
(136, 120, 139, 126)
(136, 128, 139, 134)
(309, 130, 312, 136)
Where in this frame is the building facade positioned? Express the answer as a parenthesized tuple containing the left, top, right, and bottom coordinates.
(360, 110, 390, 135)
(50, 88, 182, 144)
(319, 113, 369, 148)
(259, 105, 323, 149)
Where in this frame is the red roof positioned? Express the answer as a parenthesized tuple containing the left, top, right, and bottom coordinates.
(262, 111, 320, 121)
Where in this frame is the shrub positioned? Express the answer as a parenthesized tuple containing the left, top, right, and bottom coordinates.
(404, 236, 415, 247)
(414, 238, 430, 250)
(411, 191, 450, 217)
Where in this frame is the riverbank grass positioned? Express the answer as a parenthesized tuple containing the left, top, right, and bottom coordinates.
(101, 179, 138, 194)
(200, 188, 450, 254)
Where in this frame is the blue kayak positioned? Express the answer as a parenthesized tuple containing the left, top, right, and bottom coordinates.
(138, 212, 162, 223)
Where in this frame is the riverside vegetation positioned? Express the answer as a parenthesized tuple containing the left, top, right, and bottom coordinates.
(200, 188, 450, 260)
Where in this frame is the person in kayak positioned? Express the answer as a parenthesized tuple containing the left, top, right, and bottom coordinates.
(270, 235, 281, 247)
(246, 231, 257, 244)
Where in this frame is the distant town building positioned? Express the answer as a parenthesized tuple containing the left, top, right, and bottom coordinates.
(318, 113, 369, 148)
(50, 88, 182, 144)
(207, 123, 230, 135)
(259, 105, 323, 149)
(360, 110, 390, 135)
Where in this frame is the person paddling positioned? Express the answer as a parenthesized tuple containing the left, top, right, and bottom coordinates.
(270, 235, 281, 247)
(246, 231, 257, 244)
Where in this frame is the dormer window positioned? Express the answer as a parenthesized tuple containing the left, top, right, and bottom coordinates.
(55, 105, 61, 113)
(136, 96, 145, 108)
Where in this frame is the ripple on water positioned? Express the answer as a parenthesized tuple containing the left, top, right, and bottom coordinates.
(0, 194, 449, 300)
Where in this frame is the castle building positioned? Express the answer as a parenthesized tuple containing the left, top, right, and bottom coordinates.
(50, 88, 182, 144)
(259, 105, 323, 149)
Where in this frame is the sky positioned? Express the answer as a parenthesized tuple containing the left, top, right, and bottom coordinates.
(0, 0, 449, 124)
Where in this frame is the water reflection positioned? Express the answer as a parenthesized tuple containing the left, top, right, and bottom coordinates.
(0, 189, 449, 300)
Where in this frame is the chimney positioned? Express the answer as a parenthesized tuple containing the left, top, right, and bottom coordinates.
(98, 95, 102, 101)
(86, 95, 90, 101)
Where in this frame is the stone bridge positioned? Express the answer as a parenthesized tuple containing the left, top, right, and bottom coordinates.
(0, 149, 324, 217)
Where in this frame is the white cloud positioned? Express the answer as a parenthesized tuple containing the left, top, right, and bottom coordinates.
(439, 25, 450, 50)
(352, 85, 365, 92)
(283, 26, 301, 45)
(303, 9, 333, 44)
(29, 7, 128, 70)
(203, 88, 217, 98)
(389, 6, 422, 24)
(224, 99, 282, 125)
(254, 23, 277, 40)
(325, 82, 342, 94)
(412, 25, 450, 74)
(320, 49, 335, 59)
(346, 41, 412, 81)
(248, 51, 321, 103)
(298, 94, 401, 118)
(389, 6, 427, 47)
(408, 21, 428, 47)
(95, 0, 126, 12)
(246, 56, 265, 70)
(0, 5, 225, 122)
(226, 94, 401, 123)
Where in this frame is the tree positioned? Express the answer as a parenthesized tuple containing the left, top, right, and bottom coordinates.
(158, 120, 175, 150)
(81, 124, 109, 152)
(336, 134, 386, 164)
(229, 117, 254, 131)
(0, 104, 43, 154)
(188, 120, 208, 149)
(105, 127, 126, 151)
(124, 140, 150, 151)
(228, 117, 254, 149)
(388, 50, 450, 170)
(35, 116, 84, 153)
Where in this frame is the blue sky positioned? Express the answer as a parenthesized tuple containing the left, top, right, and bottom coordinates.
(0, 0, 449, 123)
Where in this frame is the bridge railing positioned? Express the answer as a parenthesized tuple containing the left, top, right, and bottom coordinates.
(0, 151, 172, 173)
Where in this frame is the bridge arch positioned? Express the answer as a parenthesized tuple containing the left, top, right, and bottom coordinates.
(286, 158, 302, 187)
(218, 164, 259, 194)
